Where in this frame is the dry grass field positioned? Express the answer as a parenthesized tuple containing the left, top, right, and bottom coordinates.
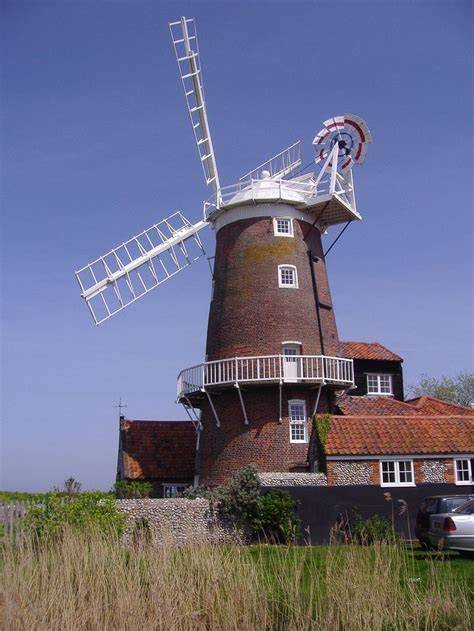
(1, 526, 472, 630)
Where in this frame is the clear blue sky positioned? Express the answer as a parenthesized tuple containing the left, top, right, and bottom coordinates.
(1, 1, 472, 491)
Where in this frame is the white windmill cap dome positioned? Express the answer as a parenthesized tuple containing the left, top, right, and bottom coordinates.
(261, 169, 271, 178)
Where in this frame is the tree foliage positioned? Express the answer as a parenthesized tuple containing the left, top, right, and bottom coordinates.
(113, 480, 153, 499)
(407, 372, 474, 407)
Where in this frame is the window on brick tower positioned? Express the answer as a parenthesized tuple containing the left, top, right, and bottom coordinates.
(367, 373, 392, 395)
(273, 217, 294, 237)
(289, 399, 307, 443)
(278, 265, 298, 288)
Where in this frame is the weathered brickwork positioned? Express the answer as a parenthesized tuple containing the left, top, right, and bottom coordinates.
(198, 386, 332, 485)
(199, 210, 342, 485)
(206, 215, 340, 360)
(421, 460, 448, 483)
(117, 499, 248, 546)
(259, 472, 327, 486)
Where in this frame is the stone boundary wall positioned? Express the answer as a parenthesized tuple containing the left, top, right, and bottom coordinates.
(259, 472, 327, 486)
(117, 498, 248, 546)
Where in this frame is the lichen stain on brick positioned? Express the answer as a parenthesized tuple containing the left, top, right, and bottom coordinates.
(242, 239, 298, 263)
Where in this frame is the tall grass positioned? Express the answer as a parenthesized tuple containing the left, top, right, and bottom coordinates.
(1, 527, 471, 630)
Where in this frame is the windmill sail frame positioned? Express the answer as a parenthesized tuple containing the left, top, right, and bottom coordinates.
(76, 212, 208, 325)
(170, 17, 221, 199)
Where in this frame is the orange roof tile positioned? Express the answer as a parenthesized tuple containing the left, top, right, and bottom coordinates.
(325, 415, 474, 456)
(120, 420, 195, 480)
(336, 395, 417, 416)
(405, 395, 474, 416)
(340, 341, 402, 362)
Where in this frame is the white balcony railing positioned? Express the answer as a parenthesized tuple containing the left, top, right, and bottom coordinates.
(177, 354, 354, 399)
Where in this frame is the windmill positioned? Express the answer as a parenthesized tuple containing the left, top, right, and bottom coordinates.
(75, 17, 372, 485)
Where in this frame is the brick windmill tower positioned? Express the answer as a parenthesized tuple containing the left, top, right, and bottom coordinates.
(75, 17, 372, 486)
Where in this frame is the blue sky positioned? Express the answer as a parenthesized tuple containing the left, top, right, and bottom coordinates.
(1, 0, 472, 491)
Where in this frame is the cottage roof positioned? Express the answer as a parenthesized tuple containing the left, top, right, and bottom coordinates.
(119, 419, 195, 480)
(405, 395, 474, 416)
(325, 415, 474, 456)
(336, 395, 417, 416)
(339, 341, 402, 362)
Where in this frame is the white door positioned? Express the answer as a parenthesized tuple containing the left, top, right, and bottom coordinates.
(282, 344, 301, 383)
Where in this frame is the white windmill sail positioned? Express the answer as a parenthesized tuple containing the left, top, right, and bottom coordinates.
(170, 17, 221, 198)
(76, 212, 208, 325)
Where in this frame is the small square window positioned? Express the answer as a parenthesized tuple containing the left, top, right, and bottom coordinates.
(278, 265, 298, 288)
(273, 217, 294, 237)
(367, 374, 392, 395)
(454, 459, 471, 485)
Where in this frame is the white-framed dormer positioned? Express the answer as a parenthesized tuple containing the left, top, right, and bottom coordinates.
(379, 457, 415, 487)
(288, 399, 308, 443)
(366, 373, 393, 396)
(453, 458, 473, 485)
(273, 217, 294, 238)
(278, 264, 298, 288)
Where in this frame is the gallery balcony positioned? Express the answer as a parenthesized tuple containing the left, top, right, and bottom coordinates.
(177, 354, 354, 404)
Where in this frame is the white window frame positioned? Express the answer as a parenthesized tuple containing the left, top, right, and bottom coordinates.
(273, 217, 294, 238)
(454, 458, 472, 486)
(367, 373, 393, 396)
(379, 459, 415, 487)
(289, 399, 307, 443)
(278, 264, 298, 288)
(162, 483, 188, 498)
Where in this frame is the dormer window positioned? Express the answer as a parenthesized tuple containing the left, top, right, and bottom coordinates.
(278, 265, 298, 288)
(273, 217, 294, 237)
(367, 373, 392, 395)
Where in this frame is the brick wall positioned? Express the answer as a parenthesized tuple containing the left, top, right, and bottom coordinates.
(198, 385, 332, 485)
(199, 211, 342, 485)
(327, 457, 456, 486)
(206, 216, 340, 360)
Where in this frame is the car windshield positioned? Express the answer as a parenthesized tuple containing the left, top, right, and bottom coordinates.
(454, 500, 474, 514)
(445, 497, 472, 512)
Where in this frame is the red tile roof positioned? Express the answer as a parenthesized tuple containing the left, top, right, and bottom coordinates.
(405, 396, 474, 416)
(336, 395, 417, 416)
(340, 341, 402, 362)
(325, 415, 474, 456)
(120, 420, 195, 480)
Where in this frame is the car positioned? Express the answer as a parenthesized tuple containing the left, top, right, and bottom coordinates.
(415, 494, 474, 549)
(428, 499, 474, 557)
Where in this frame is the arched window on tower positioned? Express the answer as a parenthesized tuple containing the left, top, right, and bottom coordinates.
(278, 265, 298, 288)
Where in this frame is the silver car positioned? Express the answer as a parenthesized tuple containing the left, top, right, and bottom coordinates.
(428, 499, 474, 557)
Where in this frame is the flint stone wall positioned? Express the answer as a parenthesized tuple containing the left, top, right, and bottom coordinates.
(421, 460, 448, 483)
(333, 462, 373, 486)
(117, 498, 248, 546)
(259, 472, 327, 486)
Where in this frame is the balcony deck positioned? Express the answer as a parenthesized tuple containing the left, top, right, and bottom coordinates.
(177, 354, 354, 404)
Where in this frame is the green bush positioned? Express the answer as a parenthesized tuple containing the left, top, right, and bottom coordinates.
(113, 480, 153, 499)
(254, 490, 300, 543)
(189, 465, 301, 544)
(350, 510, 398, 545)
(21, 491, 125, 539)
